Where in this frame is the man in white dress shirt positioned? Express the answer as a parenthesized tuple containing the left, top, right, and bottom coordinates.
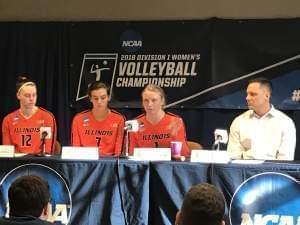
(227, 77, 296, 160)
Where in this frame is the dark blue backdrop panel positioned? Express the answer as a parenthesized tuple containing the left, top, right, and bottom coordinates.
(210, 162, 300, 225)
(0, 158, 300, 225)
(117, 159, 150, 225)
(0, 157, 150, 225)
(149, 161, 300, 225)
(149, 161, 210, 225)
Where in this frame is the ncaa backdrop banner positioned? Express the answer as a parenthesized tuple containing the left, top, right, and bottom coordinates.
(205, 19, 300, 110)
(210, 163, 300, 225)
(230, 172, 300, 225)
(0, 164, 72, 225)
(69, 21, 212, 109)
(0, 159, 150, 225)
(69, 20, 300, 110)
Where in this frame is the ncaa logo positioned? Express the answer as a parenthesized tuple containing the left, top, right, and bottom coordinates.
(120, 30, 142, 53)
(0, 164, 72, 225)
(229, 172, 300, 225)
(76, 53, 118, 101)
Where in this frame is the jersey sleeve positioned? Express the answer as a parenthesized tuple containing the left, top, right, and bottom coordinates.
(71, 115, 81, 146)
(45, 111, 57, 154)
(2, 116, 12, 145)
(114, 116, 125, 156)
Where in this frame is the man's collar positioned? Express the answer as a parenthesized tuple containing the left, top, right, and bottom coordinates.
(250, 105, 276, 119)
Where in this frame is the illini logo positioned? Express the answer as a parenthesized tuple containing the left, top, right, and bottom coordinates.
(229, 172, 300, 225)
(0, 164, 72, 225)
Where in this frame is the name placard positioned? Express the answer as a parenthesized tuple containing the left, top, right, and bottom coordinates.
(132, 148, 171, 161)
(190, 150, 230, 163)
(0, 145, 15, 158)
(61, 146, 99, 160)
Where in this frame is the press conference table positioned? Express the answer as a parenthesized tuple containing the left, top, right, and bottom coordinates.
(0, 157, 300, 225)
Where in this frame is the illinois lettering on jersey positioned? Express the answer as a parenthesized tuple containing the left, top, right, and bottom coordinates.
(129, 112, 189, 157)
(2, 107, 57, 154)
(71, 110, 125, 156)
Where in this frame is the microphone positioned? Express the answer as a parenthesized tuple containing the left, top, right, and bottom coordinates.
(213, 129, 228, 150)
(40, 127, 52, 156)
(121, 120, 142, 158)
(124, 120, 140, 132)
(41, 131, 48, 140)
(40, 127, 52, 139)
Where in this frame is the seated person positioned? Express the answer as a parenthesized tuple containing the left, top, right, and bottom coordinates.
(175, 183, 225, 225)
(129, 84, 189, 157)
(0, 175, 53, 225)
(2, 76, 57, 155)
(227, 77, 296, 160)
(71, 82, 125, 156)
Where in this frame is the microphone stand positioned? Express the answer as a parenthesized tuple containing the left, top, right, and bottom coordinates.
(35, 137, 46, 157)
(120, 120, 140, 158)
(212, 139, 221, 151)
(125, 129, 129, 157)
(40, 131, 48, 157)
(41, 137, 46, 156)
(120, 129, 130, 159)
(213, 134, 222, 151)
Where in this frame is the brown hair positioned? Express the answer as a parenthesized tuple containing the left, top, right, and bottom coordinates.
(9, 175, 50, 217)
(87, 81, 110, 97)
(248, 77, 272, 95)
(180, 183, 225, 225)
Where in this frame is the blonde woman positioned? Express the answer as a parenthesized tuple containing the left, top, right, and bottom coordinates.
(2, 76, 57, 154)
(129, 84, 189, 157)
